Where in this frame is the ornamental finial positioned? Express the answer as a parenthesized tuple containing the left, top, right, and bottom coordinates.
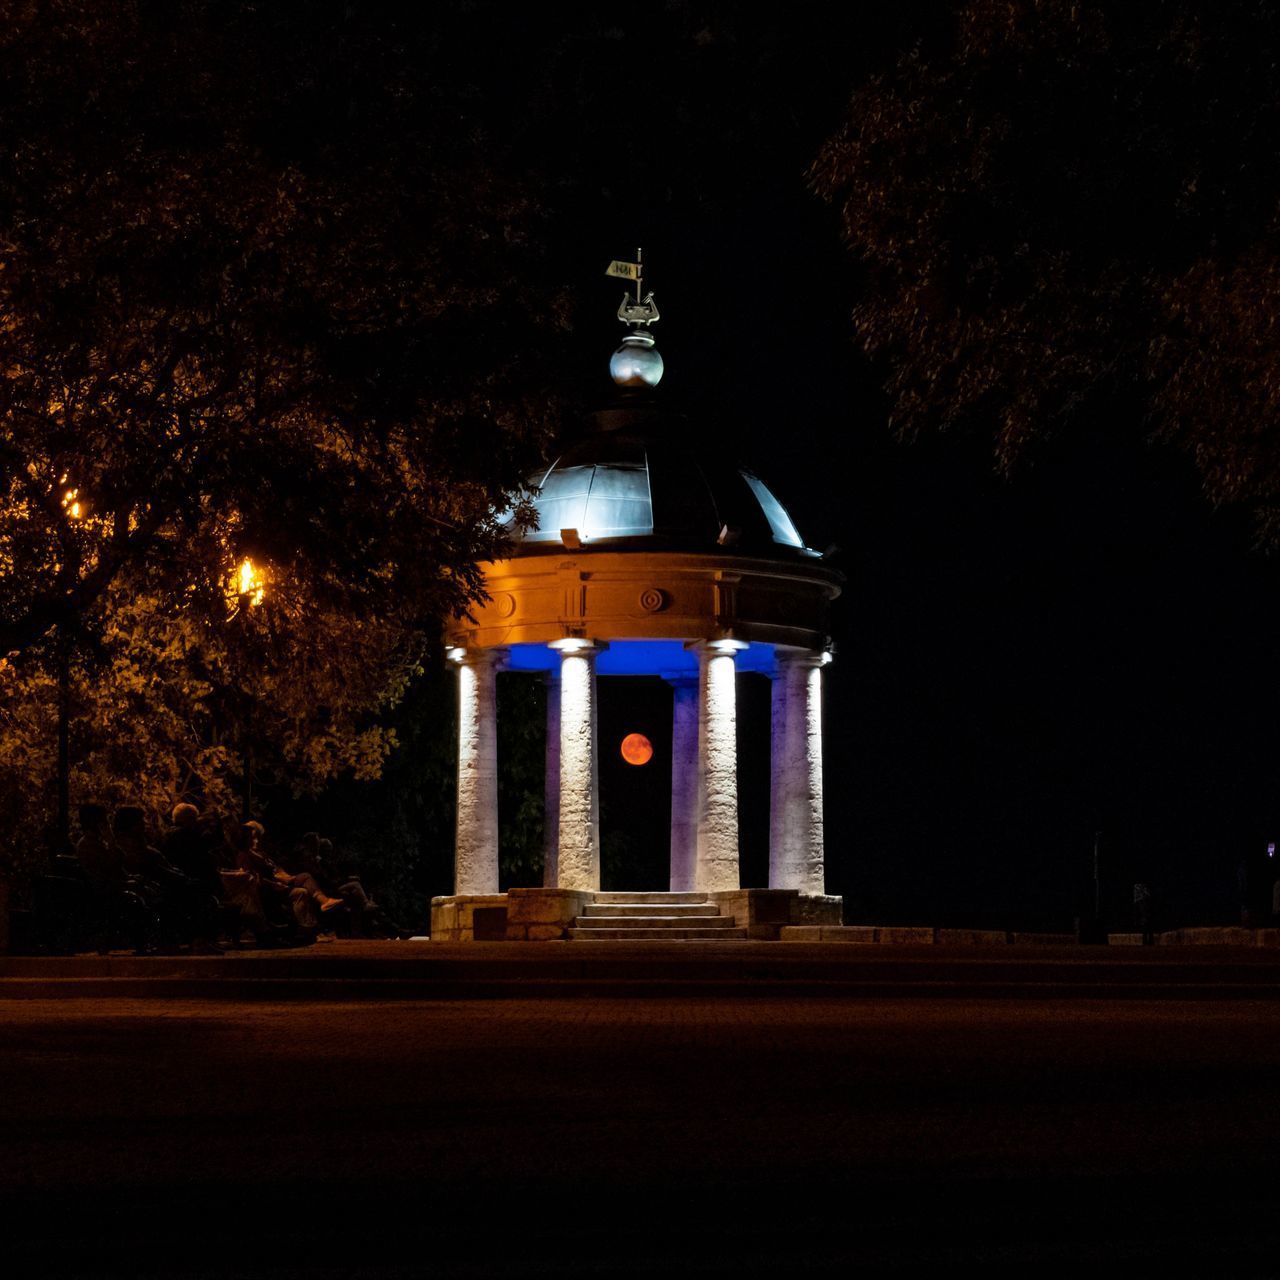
(604, 248, 664, 388)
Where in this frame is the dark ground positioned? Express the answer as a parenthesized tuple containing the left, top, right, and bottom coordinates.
(4, 980, 1280, 1273)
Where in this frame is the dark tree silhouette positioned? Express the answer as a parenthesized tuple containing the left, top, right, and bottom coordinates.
(812, 0, 1280, 540)
(0, 1, 568, 660)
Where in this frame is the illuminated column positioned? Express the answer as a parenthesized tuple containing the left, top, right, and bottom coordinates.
(667, 676, 699, 892)
(452, 647, 505, 895)
(768, 660, 790, 885)
(542, 670, 561, 888)
(770, 649, 827, 894)
(552, 639, 601, 891)
(695, 640, 744, 892)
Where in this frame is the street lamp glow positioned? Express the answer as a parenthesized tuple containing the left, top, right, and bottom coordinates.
(237, 557, 265, 607)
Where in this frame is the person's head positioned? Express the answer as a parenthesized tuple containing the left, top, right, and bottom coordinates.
(240, 820, 264, 851)
(171, 802, 199, 829)
(299, 831, 320, 855)
(78, 803, 109, 839)
(113, 806, 146, 842)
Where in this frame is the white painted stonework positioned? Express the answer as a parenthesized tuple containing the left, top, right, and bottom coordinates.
(694, 641, 742, 892)
(453, 649, 504, 895)
(792, 655, 827, 895)
(769, 650, 826, 894)
(554, 640, 601, 891)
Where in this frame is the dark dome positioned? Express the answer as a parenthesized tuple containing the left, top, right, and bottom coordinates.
(501, 400, 818, 559)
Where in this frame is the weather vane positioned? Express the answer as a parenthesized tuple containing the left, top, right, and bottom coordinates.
(606, 247, 660, 327)
(604, 249, 664, 388)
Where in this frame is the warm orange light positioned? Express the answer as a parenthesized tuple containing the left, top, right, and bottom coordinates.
(61, 487, 82, 519)
(236, 557, 265, 607)
(620, 733, 653, 766)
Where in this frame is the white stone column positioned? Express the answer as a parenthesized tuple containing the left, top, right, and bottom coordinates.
(452, 647, 504, 895)
(551, 639, 601, 891)
(542, 671, 561, 889)
(694, 640, 744, 892)
(667, 676, 699, 892)
(770, 650, 827, 894)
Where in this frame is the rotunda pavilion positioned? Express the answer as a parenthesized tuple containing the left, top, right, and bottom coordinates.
(431, 282, 843, 941)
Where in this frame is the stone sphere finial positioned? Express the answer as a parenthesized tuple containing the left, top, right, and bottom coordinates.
(610, 330, 664, 388)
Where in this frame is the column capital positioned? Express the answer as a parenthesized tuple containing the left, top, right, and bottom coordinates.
(688, 638, 748, 658)
(774, 646, 831, 672)
(548, 637, 607, 657)
(447, 645, 508, 669)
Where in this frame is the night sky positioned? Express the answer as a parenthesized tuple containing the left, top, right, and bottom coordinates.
(469, 6, 1280, 930)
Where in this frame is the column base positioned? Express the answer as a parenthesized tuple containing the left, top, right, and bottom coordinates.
(793, 893, 844, 926)
(504, 887, 596, 940)
(708, 889, 844, 938)
(430, 889, 844, 941)
(430, 889, 598, 941)
(429, 894, 510, 942)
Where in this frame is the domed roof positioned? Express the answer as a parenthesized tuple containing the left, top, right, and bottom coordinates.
(501, 400, 820, 559)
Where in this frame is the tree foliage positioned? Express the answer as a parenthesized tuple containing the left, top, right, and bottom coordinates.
(812, 0, 1280, 537)
(0, 561, 421, 881)
(0, 2, 576, 876)
(0, 2, 564, 656)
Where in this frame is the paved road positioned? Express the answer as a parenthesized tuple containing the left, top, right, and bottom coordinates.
(4, 994, 1280, 1274)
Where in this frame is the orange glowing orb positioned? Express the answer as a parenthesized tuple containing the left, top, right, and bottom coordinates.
(620, 733, 653, 766)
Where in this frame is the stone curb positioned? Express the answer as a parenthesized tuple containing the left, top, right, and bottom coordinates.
(5, 975, 1280, 1002)
(4, 942, 1280, 1001)
(779, 927, 1076, 945)
(778, 926, 1280, 947)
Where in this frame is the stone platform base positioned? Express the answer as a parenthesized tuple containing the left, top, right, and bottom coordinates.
(429, 888, 844, 942)
(428, 894, 510, 943)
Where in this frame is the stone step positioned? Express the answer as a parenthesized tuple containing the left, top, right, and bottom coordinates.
(592, 891, 710, 904)
(581, 903, 719, 918)
(567, 927, 751, 941)
(572, 914, 740, 930)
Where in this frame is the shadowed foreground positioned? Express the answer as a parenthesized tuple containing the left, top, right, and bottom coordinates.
(4, 994, 1280, 1273)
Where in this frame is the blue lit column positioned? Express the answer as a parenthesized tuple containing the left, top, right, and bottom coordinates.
(666, 675, 699, 892)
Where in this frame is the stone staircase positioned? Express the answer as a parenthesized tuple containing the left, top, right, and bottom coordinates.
(568, 892, 748, 941)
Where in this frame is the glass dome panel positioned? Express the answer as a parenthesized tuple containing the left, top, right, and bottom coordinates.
(521, 459, 654, 543)
(741, 471, 804, 548)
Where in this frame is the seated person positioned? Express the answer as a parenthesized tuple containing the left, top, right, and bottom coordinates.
(162, 804, 221, 895)
(235, 822, 342, 935)
(291, 832, 329, 883)
(334, 859, 412, 939)
(72, 803, 155, 953)
(114, 806, 221, 952)
(212, 821, 276, 946)
(75, 804, 124, 891)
